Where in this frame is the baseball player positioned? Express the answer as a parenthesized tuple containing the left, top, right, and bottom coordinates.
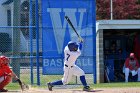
(0, 56, 23, 92)
(47, 39, 91, 91)
(124, 53, 140, 82)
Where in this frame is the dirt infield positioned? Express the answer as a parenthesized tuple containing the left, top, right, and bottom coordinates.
(7, 87, 140, 93)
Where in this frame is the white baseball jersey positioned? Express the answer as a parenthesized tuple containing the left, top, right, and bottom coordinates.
(62, 45, 85, 84)
(64, 46, 81, 66)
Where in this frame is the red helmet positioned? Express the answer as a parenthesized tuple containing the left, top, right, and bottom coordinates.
(0, 56, 9, 67)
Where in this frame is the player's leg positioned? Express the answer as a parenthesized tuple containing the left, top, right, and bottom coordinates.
(73, 65, 91, 91)
(47, 66, 73, 91)
(0, 76, 12, 92)
(125, 68, 130, 82)
(47, 80, 63, 91)
(137, 68, 140, 81)
(62, 66, 73, 84)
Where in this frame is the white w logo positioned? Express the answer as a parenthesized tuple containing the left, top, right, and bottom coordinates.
(47, 8, 86, 54)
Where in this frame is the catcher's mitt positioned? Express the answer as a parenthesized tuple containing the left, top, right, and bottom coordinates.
(17, 79, 29, 91)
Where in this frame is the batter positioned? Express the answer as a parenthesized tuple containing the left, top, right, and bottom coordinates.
(47, 39, 91, 91)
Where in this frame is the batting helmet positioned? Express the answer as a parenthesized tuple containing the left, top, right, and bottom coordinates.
(68, 41, 78, 51)
(0, 56, 10, 67)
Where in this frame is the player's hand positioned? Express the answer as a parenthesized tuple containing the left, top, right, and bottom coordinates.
(78, 38, 84, 43)
(16, 79, 29, 91)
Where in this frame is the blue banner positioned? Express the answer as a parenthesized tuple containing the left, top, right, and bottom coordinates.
(42, 0, 96, 75)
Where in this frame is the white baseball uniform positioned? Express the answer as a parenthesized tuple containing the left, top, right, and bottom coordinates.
(62, 45, 85, 84)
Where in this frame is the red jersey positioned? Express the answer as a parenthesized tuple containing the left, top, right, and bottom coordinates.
(125, 58, 139, 70)
(0, 65, 12, 77)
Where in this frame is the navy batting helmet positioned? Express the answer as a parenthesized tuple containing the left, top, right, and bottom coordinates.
(68, 41, 78, 51)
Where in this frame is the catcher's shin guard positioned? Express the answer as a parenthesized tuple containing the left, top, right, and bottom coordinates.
(0, 76, 12, 90)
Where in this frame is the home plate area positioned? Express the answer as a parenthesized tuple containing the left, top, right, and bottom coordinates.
(7, 86, 140, 93)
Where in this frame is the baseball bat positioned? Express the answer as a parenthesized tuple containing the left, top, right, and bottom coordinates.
(65, 16, 82, 39)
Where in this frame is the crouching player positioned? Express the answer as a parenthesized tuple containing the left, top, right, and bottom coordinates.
(0, 56, 22, 92)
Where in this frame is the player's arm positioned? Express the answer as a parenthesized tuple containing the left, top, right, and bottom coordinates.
(11, 71, 19, 80)
(0, 67, 5, 76)
(78, 38, 84, 50)
(11, 71, 26, 91)
(78, 42, 82, 50)
(3, 66, 22, 86)
(135, 58, 139, 70)
(124, 58, 130, 68)
(2, 66, 12, 77)
(10, 69, 29, 91)
(0, 71, 5, 77)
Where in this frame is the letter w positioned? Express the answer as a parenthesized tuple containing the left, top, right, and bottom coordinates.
(47, 8, 86, 54)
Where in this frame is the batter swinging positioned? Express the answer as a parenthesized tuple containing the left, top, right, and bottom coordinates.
(47, 39, 91, 91)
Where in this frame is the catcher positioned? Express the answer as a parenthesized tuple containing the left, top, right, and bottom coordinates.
(0, 56, 25, 92)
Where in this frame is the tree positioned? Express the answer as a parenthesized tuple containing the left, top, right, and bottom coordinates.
(96, 0, 140, 20)
(138, 0, 140, 4)
(96, 0, 110, 20)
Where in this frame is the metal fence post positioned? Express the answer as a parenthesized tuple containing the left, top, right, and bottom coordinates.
(12, 0, 21, 82)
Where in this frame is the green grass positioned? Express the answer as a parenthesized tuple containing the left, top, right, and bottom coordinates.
(5, 74, 140, 90)
(5, 74, 63, 90)
(6, 82, 140, 90)
(92, 82, 140, 88)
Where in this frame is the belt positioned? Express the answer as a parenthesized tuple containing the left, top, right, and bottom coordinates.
(65, 64, 73, 68)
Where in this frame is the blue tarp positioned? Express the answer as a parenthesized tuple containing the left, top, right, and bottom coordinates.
(42, 0, 96, 75)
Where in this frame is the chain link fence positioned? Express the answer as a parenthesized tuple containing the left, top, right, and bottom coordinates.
(0, 0, 43, 86)
(0, 0, 95, 89)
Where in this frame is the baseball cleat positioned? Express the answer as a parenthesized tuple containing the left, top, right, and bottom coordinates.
(83, 86, 91, 91)
(47, 82, 53, 91)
